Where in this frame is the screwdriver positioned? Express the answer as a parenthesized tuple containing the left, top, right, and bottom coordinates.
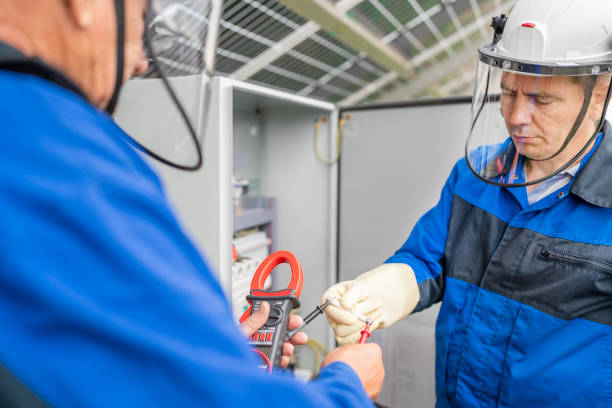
(285, 297, 335, 341)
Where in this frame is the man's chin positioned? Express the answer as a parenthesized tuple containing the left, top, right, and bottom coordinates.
(517, 146, 553, 161)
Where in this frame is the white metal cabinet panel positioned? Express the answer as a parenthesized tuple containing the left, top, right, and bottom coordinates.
(339, 100, 470, 407)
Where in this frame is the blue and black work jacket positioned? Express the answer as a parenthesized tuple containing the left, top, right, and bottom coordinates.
(0, 43, 372, 407)
(387, 125, 612, 407)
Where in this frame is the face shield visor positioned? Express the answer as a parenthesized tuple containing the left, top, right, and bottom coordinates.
(466, 50, 612, 187)
(114, 0, 223, 171)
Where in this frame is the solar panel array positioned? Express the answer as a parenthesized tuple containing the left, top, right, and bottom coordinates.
(175, 0, 517, 105)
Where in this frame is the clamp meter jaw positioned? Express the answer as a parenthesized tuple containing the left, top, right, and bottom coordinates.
(240, 251, 304, 370)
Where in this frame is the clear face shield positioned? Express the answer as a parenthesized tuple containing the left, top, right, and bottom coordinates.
(466, 51, 612, 187)
(114, 0, 223, 170)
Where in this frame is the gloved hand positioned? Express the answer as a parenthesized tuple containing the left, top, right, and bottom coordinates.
(322, 263, 420, 344)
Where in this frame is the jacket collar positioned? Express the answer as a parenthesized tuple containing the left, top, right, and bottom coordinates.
(0, 41, 87, 101)
(571, 121, 612, 208)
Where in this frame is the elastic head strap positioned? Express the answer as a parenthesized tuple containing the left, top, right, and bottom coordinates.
(532, 75, 597, 162)
(106, 0, 125, 114)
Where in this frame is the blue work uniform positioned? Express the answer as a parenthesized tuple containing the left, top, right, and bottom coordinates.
(387, 126, 612, 407)
(0, 44, 372, 407)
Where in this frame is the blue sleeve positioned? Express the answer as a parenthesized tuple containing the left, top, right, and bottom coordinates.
(0, 74, 373, 408)
(385, 162, 459, 312)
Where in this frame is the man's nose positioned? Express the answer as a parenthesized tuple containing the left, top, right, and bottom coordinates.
(508, 95, 534, 127)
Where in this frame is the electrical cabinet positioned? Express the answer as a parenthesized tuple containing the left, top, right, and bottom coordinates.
(116, 76, 340, 372)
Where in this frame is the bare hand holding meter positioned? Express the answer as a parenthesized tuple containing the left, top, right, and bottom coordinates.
(240, 301, 307, 368)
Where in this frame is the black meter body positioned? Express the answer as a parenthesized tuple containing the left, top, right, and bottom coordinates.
(246, 290, 300, 367)
(239, 251, 304, 370)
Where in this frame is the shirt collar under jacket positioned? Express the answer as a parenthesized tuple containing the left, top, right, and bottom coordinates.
(526, 162, 580, 205)
(571, 121, 612, 208)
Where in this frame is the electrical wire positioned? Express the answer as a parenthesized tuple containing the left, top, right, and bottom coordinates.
(305, 340, 321, 374)
(308, 338, 328, 357)
(305, 338, 329, 376)
(314, 117, 344, 166)
(252, 349, 272, 373)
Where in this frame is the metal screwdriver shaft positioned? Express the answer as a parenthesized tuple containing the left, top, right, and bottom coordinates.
(325, 297, 372, 324)
(324, 296, 375, 344)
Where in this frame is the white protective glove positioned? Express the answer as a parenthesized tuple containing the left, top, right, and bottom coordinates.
(322, 263, 420, 345)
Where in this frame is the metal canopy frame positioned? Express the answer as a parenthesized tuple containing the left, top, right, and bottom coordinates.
(188, 0, 518, 105)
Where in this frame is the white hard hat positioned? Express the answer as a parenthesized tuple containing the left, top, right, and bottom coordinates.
(486, 0, 612, 76)
(466, 0, 612, 188)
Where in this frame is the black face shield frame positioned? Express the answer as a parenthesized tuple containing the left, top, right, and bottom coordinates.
(109, 0, 222, 171)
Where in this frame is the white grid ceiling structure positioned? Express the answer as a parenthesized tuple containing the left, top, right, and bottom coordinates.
(213, 0, 517, 105)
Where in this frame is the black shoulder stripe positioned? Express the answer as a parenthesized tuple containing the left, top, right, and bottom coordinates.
(0, 363, 49, 408)
(444, 196, 612, 326)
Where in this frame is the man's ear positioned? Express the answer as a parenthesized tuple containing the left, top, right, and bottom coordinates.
(590, 75, 612, 121)
(66, 0, 94, 29)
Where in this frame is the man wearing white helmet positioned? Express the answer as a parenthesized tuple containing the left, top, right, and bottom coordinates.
(0, 0, 384, 406)
(324, 0, 612, 406)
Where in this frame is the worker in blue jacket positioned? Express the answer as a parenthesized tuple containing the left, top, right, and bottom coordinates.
(324, 1, 612, 407)
(0, 0, 384, 406)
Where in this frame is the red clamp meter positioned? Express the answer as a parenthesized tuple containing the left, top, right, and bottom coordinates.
(239, 251, 303, 370)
